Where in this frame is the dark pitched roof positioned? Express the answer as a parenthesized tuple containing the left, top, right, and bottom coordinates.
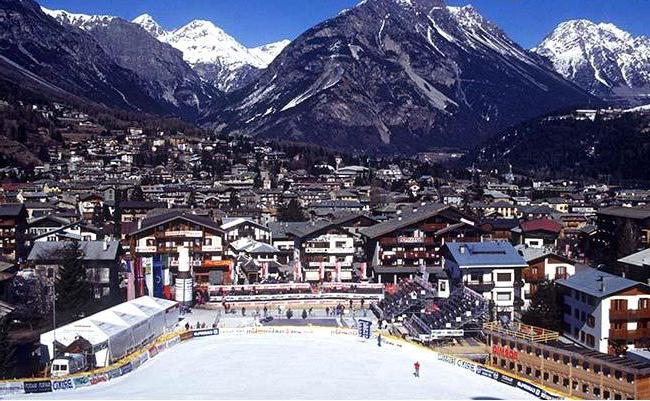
(118, 201, 167, 209)
(127, 210, 223, 236)
(28, 241, 121, 261)
(359, 203, 457, 239)
(598, 206, 650, 220)
(556, 268, 650, 298)
(0, 203, 25, 217)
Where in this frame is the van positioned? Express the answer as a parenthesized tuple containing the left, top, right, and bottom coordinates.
(51, 353, 86, 377)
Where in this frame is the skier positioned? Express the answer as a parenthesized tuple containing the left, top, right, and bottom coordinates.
(377, 334, 382, 347)
(325, 306, 330, 316)
(263, 305, 268, 317)
(413, 361, 420, 377)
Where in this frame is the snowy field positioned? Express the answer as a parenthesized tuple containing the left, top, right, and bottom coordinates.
(22, 331, 536, 400)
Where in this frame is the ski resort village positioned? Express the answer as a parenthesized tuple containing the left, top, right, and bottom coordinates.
(0, 0, 650, 399)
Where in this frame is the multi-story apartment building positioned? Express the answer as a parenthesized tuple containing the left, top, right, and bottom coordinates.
(0, 203, 27, 262)
(442, 241, 528, 321)
(557, 268, 650, 354)
(360, 204, 482, 284)
(126, 211, 229, 293)
(596, 206, 650, 251)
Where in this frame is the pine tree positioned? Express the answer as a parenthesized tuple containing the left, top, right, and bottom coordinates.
(0, 316, 17, 379)
(55, 242, 92, 324)
(130, 185, 145, 202)
(615, 219, 640, 260)
(521, 280, 563, 332)
(278, 199, 306, 222)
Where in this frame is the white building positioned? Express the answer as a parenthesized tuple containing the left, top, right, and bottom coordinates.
(442, 241, 528, 321)
(557, 268, 650, 354)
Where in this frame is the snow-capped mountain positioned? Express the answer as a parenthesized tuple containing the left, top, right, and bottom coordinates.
(42, 6, 219, 119)
(202, 0, 596, 153)
(533, 20, 650, 106)
(131, 13, 168, 38)
(132, 16, 290, 92)
(40, 7, 115, 30)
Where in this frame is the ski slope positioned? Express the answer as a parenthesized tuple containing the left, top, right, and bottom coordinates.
(25, 331, 536, 400)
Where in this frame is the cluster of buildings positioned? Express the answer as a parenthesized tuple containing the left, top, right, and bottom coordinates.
(2, 100, 650, 389)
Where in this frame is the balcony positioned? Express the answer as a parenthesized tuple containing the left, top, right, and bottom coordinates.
(164, 230, 203, 238)
(304, 247, 354, 254)
(466, 281, 495, 293)
(610, 308, 650, 320)
(135, 245, 157, 253)
(609, 328, 650, 340)
(201, 245, 223, 252)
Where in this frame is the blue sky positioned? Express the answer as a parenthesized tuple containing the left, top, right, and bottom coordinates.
(37, 0, 650, 48)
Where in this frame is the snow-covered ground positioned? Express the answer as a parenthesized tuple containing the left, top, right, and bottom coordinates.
(23, 331, 535, 400)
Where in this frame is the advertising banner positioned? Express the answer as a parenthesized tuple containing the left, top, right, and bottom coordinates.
(192, 328, 220, 337)
(120, 362, 133, 376)
(23, 380, 52, 394)
(73, 376, 91, 388)
(51, 378, 75, 392)
(0, 381, 24, 396)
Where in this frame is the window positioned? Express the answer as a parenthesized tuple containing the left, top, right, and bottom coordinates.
(562, 378, 569, 387)
(614, 394, 621, 400)
(594, 388, 601, 397)
(553, 374, 559, 384)
(496, 272, 512, 282)
(525, 366, 532, 375)
(640, 298, 650, 309)
(543, 372, 549, 381)
(587, 315, 595, 328)
(496, 292, 511, 301)
(582, 384, 589, 393)
(535, 369, 541, 378)
(604, 390, 610, 399)
(587, 334, 595, 348)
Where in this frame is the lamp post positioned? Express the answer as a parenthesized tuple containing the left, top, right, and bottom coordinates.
(50, 281, 57, 358)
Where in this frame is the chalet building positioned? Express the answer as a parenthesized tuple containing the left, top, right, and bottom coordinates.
(557, 268, 650, 354)
(442, 241, 528, 321)
(126, 211, 229, 291)
(596, 206, 650, 253)
(479, 218, 519, 241)
(221, 217, 271, 246)
(117, 201, 166, 224)
(618, 248, 650, 284)
(27, 240, 122, 300)
(512, 218, 563, 249)
(78, 193, 104, 220)
(484, 321, 650, 400)
(0, 203, 27, 262)
(360, 204, 483, 284)
(516, 245, 576, 308)
(269, 220, 357, 282)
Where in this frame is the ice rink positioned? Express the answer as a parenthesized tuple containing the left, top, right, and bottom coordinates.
(25, 331, 537, 400)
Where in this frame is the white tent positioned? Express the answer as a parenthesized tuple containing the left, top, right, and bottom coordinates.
(40, 296, 179, 367)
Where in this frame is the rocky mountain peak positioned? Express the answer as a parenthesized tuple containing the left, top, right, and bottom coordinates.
(132, 13, 168, 38)
(533, 19, 650, 106)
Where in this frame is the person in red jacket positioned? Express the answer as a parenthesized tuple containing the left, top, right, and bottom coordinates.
(414, 361, 420, 377)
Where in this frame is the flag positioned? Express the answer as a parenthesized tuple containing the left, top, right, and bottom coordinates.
(335, 261, 341, 283)
(153, 254, 164, 298)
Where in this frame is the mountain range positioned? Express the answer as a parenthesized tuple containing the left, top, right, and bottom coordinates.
(202, 0, 596, 152)
(0, 0, 647, 155)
